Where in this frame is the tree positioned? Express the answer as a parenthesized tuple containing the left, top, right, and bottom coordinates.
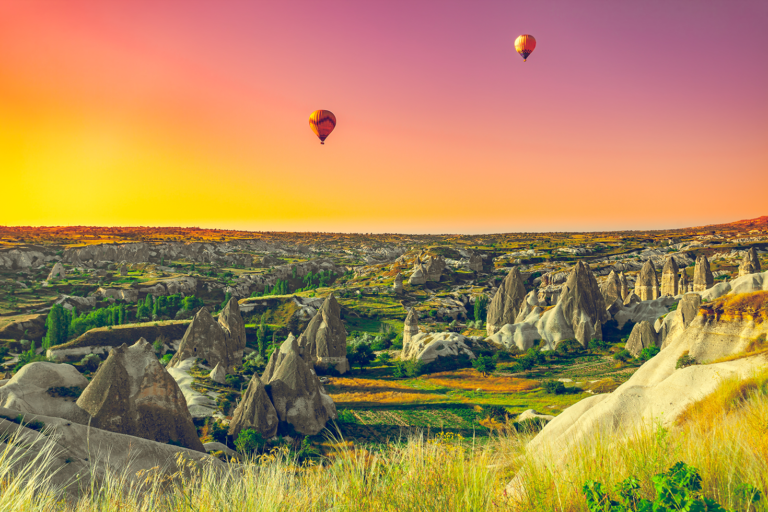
(347, 342, 375, 373)
(472, 354, 498, 377)
(473, 296, 488, 322)
(257, 323, 266, 359)
(42, 304, 69, 350)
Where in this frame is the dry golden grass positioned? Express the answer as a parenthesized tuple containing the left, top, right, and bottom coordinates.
(425, 369, 539, 393)
(330, 390, 446, 405)
(702, 290, 768, 324)
(584, 377, 622, 394)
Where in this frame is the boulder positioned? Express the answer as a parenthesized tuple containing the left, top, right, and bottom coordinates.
(47, 262, 65, 280)
(693, 255, 714, 292)
(408, 263, 427, 285)
(401, 332, 475, 364)
(558, 261, 608, 346)
(625, 321, 658, 357)
(266, 343, 336, 435)
(679, 293, 702, 329)
(209, 363, 226, 384)
(218, 298, 246, 365)
(468, 253, 483, 272)
(679, 270, 689, 294)
(403, 309, 420, 348)
(168, 308, 234, 372)
(77, 339, 204, 451)
(660, 257, 679, 296)
(0, 362, 89, 423)
(634, 260, 660, 301)
(486, 267, 527, 336)
(623, 291, 640, 306)
(228, 374, 278, 439)
(600, 271, 623, 306)
(424, 255, 446, 282)
(392, 273, 404, 293)
(739, 247, 761, 277)
(299, 294, 349, 374)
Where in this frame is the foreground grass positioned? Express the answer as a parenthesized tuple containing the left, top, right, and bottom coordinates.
(2, 371, 767, 511)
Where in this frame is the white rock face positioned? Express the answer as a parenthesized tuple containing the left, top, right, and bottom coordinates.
(0, 362, 89, 423)
(167, 358, 218, 418)
(209, 363, 227, 384)
(517, 409, 555, 422)
(48, 262, 66, 280)
(401, 332, 475, 364)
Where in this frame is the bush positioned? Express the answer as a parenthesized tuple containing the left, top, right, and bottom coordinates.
(472, 354, 498, 376)
(80, 353, 102, 372)
(159, 353, 173, 366)
(203, 417, 228, 444)
(152, 339, 164, 354)
(393, 359, 423, 378)
(14, 342, 48, 372)
(613, 349, 632, 362)
(543, 380, 566, 395)
(639, 345, 660, 362)
(556, 338, 584, 355)
(235, 428, 265, 455)
(225, 374, 244, 388)
(676, 351, 697, 369)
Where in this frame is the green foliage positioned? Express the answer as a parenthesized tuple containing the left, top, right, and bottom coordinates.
(235, 428, 265, 455)
(473, 296, 488, 322)
(543, 380, 566, 395)
(43, 304, 70, 350)
(205, 417, 229, 444)
(676, 352, 697, 369)
(69, 303, 128, 337)
(471, 354, 498, 376)
(556, 338, 585, 355)
(151, 294, 183, 318)
(152, 339, 164, 354)
(225, 374, 244, 388)
(347, 341, 376, 372)
(393, 359, 424, 378)
(639, 346, 660, 362)
(513, 348, 545, 372)
(583, 462, 760, 512)
(4, 414, 46, 432)
(220, 292, 231, 311)
(47, 386, 84, 398)
(613, 349, 632, 362)
(80, 353, 101, 372)
(159, 353, 173, 366)
(181, 295, 204, 311)
(14, 342, 47, 372)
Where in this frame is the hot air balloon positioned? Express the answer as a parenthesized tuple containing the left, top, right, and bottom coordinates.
(309, 110, 336, 145)
(514, 34, 536, 62)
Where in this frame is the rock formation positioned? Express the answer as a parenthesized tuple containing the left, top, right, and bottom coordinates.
(693, 255, 714, 292)
(600, 271, 623, 306)
(401, 332, 475, 364)
(120, 265, 128, 276)
(625, 321, 658, 357)
(76, 339, 204, 452)
(739, 247, 761, 276)
(0, 362, 89, 423)
(424, 255, 446, 282)
(265, 340, 337, 435)
(218, 298, 246, 365)
(619, 272, 629, 301)
(486, 267, 527, 336)
(48, 262, 65, 280)
(408, 262, 426, 285)
(298, 294, 349, 374)
(679, 293, 701, 329)
(558, 261, 608, 346)
(403, 309, 420, 348)
(392, 273, 404, 294)
(660, 257, 679, 296)
(634, 260, 660, 301)
(593, 319, 602, 341)
(263, 334, 301, 384)
(209, 363, 226, 384)
(168, 308, 236, 372)
(623, 290, 640, 306)
(228, 373, 278, 439)
(514, 291, 541, 323)
(679, 270, 689, 293)
(468, 253, 483, 272)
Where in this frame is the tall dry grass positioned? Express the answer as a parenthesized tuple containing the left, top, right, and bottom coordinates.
(1, 370, 766, 511)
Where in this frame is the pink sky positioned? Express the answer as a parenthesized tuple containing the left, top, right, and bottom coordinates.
(0, 0, 766, 233)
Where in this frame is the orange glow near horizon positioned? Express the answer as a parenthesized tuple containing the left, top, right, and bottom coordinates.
(1, 1, 767, 234)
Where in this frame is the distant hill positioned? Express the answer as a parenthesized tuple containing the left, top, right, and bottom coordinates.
(689, 216, 768, 232)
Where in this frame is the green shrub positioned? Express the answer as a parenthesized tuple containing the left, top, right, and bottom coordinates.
(543, 380, 566, 394)
(80, 353, 102, 372)
(235, 428, 265, 455)
(676, 352, 697, 369)
(159, 353, 173, 366)
(639, 345, 660, 362)
(14, 342, 47, 372)
(46, 386, 84, 398)
(472, 354, 498, 376)
(613, 349, 632, 362)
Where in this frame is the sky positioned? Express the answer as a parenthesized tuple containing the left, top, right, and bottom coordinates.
(0, 0, 766, 234)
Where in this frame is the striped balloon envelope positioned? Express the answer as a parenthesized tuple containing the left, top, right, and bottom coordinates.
(309, 110, 336, 145)
(514, 34, 536, 61)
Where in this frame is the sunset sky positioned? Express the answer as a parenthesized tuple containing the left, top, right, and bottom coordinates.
(1, 1, 766, 233)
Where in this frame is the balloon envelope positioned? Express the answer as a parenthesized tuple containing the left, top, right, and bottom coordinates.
(309, 110, 336, 144)
(514, 34, 536, 61)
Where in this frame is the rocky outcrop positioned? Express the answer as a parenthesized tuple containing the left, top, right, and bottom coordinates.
(625, 321, 658, 357)
(679, 270, 689, 294)
(168, 308, 240, 373)
(0, 313, 47, 341)
(0, 248, 46, 270)
(600, 271, 623, 306)
(262, 334, 301, 384)
(77, 339, 204, 452)
(392, 273, 404, 293)
(623, 291, 640, 306)
(400, 332, 475, 364)
(634, 260, 660, 301)
(515, 291, 542, 323)
(403, 309, 420, 348)
(468, 253, 483, 272)
(660, 257, 679, 296)
(693, 255, 714, 292)
(120, 265, 128, 276)
(558, 261, 608, 346)
(265, 340, 336, 435)
(619, 272, 629, 301)
(486, 267, 527, 336)
(47, 262, 65, 280)
(299, 294, 349, 374)
(218, 298, 246, 365)
(228, 374, 278, 439)
(408, 263, 426, 285)
(739, 247, 761, 276)
(424, 255, 446, 282)
(0, 362, 89, 423)
(679, 293, 702, 330)
(209, 363, 226, 384)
